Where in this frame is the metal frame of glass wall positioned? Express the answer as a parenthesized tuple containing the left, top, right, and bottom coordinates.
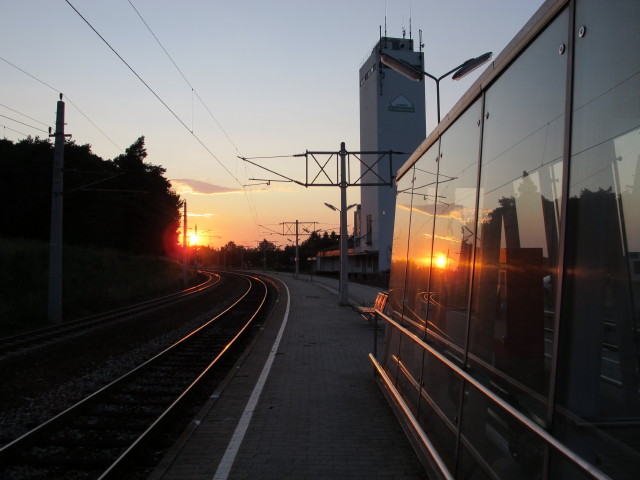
(371, 0, 640, 478)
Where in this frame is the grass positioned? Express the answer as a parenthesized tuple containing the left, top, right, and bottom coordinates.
(0, 237, 185, 336)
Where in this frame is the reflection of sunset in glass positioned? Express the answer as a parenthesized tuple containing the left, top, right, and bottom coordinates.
(435, 255, 447, 269)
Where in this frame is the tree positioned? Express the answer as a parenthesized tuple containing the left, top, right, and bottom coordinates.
(106, 136, 181, 255)
(0, 136, 181, 257)
(258, 239, 277, 252)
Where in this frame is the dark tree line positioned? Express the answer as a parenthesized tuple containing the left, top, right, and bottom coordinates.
(0, 136, 181, 256)
(195, 230, 343, 272)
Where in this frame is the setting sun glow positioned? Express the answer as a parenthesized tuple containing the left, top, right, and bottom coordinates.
(189, 233, 200, 246)
(435, 255, 447, 269)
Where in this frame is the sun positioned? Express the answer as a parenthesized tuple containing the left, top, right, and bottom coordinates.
(189, 233, 201, 246)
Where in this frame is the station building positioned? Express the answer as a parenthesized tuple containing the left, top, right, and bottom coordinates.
(371, 0, 640, 478)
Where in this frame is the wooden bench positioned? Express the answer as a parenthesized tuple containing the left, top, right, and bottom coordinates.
(357, 291, 388, 322)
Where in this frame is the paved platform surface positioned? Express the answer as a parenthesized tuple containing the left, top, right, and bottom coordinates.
(150, 272, 426, 480)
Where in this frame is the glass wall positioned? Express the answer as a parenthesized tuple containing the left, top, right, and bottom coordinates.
(462, 9, 568, 479)
(468, 5, 568, 419)
(384, 170, 414, 376)
(405, 142, 441, 336)
(553, 0, 640, 478)
(377, 1, 640, 479)
(429, 99, 483, 358)
(399, 143, 441, 418)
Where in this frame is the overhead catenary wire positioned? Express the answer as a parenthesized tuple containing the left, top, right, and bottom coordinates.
(0, 55, 123, 153)
(0, 56, 59, 93)
(128, 1, 244, 154)
(1, 123, 30, 138)
(124, 0, 261, 236)
(64, 1, 246, 186)
(0, 114, 49, 134)
(0, 103, 50, 127)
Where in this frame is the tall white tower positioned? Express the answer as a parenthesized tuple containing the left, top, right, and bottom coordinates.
(358, 36, 426, 272)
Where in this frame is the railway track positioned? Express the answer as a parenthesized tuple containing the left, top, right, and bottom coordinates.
(0, 272, 269, 480)
(0, 271, 220, 360)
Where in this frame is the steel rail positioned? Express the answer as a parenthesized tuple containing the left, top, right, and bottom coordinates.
(0, 272, 268, 479)
(0, 271, 220, 358)
(100, 272, 269, 479)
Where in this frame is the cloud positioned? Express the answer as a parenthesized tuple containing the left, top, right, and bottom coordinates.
(171, 178, 242, 195)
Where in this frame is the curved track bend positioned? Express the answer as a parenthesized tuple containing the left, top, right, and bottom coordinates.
(0, 272, 269, 480)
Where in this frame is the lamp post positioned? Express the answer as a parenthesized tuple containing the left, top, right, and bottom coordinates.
(380, 51, 492, 123)
(325, 201, 357, 306)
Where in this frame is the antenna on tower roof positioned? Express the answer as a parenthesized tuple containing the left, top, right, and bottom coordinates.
(419, 29, 424, 52)
(384, 0, 387, 37)
(402, 14, 406, 39)
(409, 6, 412, 39)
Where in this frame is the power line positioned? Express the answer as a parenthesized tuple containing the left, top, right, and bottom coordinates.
(64, 0, 243, 187)
(126, 0, 194, 91)
(64, 97, 123, 153)
(0, 56, 58, 93)
(0, 114, 49, 134)
(64, 1, 190, 132)
(0, 103, 50, 127)
(0, 55, 123, 152)
(128, 1, 243, 156)
(1, 123, 29, 138)
(124, 0, 261, 234)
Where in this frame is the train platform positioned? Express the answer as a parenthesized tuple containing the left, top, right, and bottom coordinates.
(149, 272, 426, 480)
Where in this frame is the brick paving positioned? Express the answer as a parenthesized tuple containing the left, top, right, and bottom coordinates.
(150, 273, 426, 480)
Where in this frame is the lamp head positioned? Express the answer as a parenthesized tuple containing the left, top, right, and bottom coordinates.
(380, 53, 423, 81)
(452, 52, 492, 80)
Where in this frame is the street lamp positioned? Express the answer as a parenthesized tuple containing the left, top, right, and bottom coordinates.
(324, 202, 357, 212)
(325, 201, 357, 306)
(380, 51, 492, 123)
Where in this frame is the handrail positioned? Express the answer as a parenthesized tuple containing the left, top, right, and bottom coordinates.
(369, 354, 455, 480)
(374, 311, 612, 480)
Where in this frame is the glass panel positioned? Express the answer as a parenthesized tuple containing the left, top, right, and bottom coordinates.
(404, 142, 441, 337)
(399, 145, 440, 417)
(554, 1, 640, 478)
(468, 9, 568, 423)
(548, 450, 591, 480)
(384, 170, 414, 377)
(387, 168, 414, 321)
(428, 99, 482, 359)
(458, 383, 545, 479)
(417, 354, 462, 471)
(394, 348, 425, 424)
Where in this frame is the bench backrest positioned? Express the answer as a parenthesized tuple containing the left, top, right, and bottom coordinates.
(374, 292, 388, 313)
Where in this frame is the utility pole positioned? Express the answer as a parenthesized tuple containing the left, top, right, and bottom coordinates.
(48, 94, 70, 324)
(295, 220, 299, 279)
(339, 142, 349, 305)
(182, 200, 188, 287)
(279, 221, 316, 280)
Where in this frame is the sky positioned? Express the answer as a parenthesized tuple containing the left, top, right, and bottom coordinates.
(1, 0, 544, 250)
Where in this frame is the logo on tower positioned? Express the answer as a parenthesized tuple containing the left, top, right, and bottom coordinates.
(388, 95, 415, 113)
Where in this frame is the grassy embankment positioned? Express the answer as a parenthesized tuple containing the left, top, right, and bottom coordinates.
(0, 237, 185, 336)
